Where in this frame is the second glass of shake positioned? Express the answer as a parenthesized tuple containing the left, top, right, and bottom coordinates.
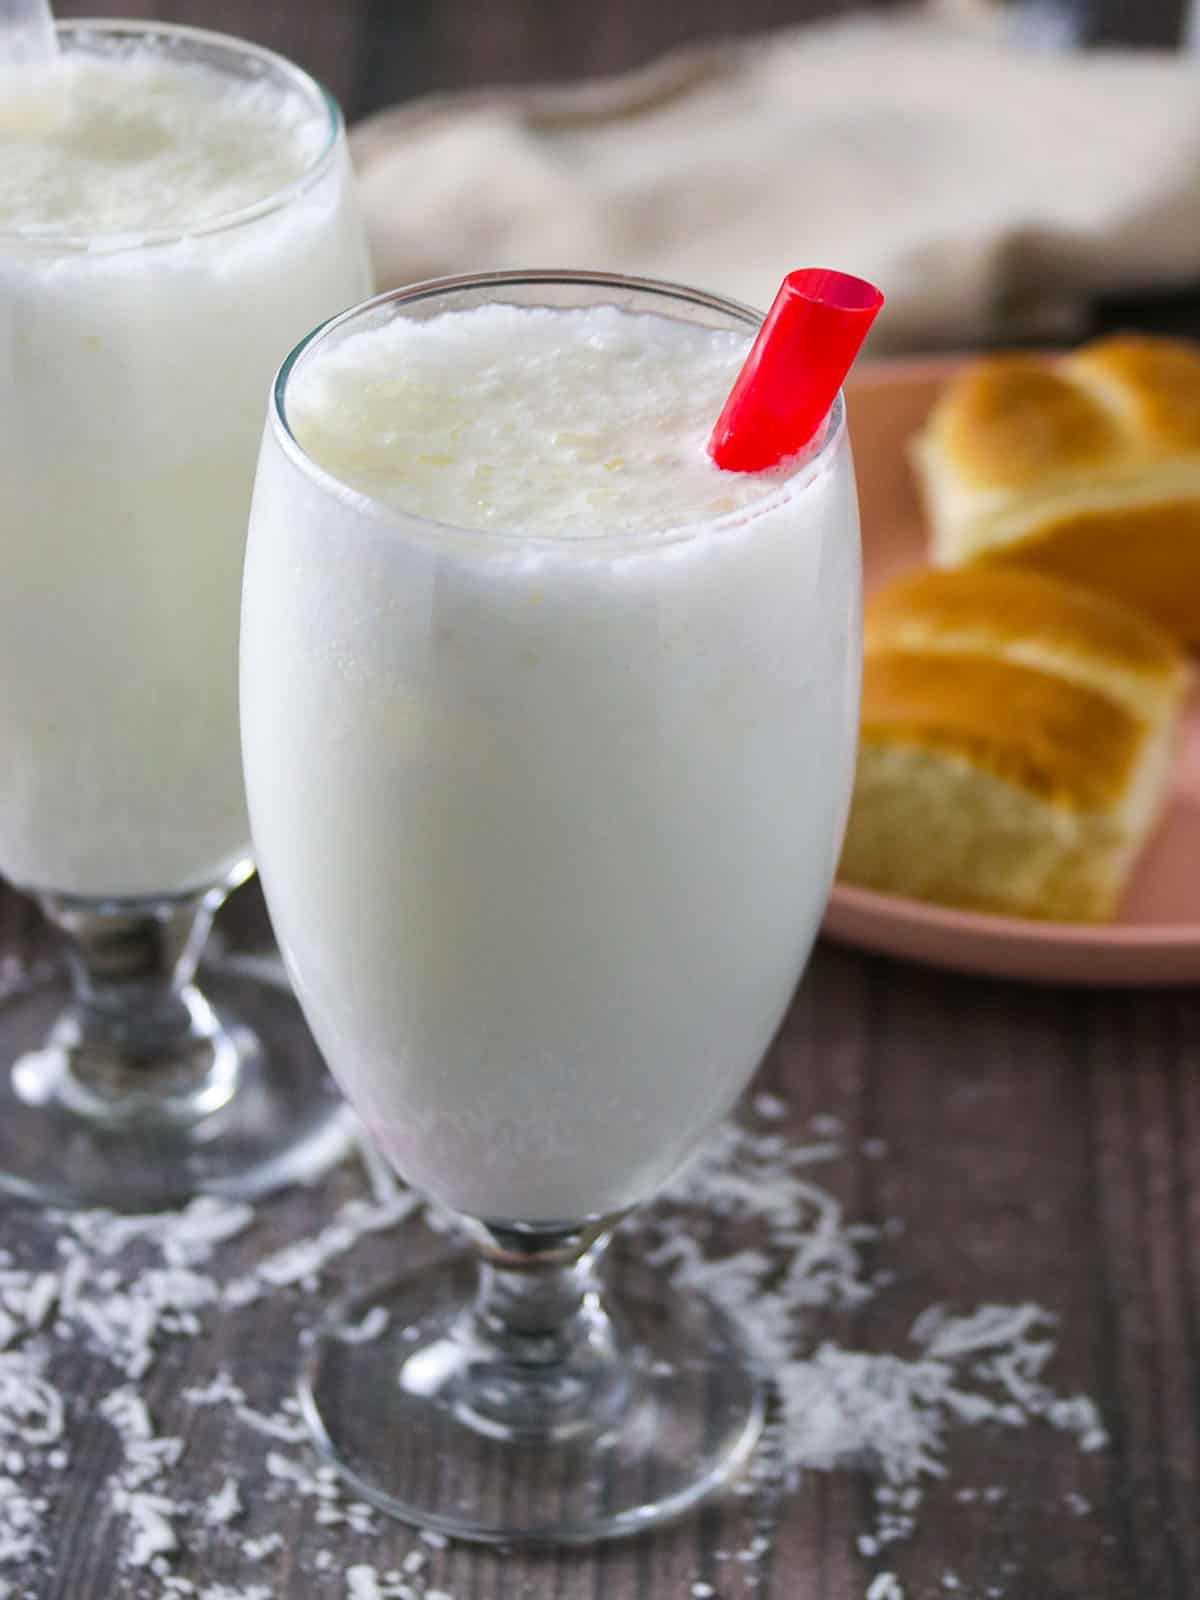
(0, 21, 373, 1208)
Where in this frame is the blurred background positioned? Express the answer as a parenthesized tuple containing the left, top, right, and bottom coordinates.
(54, 0, 1200, 350)
(50, 0, 1197, 115)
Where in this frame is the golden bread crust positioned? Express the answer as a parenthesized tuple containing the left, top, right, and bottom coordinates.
(934, 355, 1121, 490)
(1067, 335, 1200, 454)
(859, 648, 1144, 812)
(932, 336, 1200, 491)
(863, 566, 1183, 688)
(914, 333, 1200, 641)
(977, 498, 1200, 644)
(841, 565, 1185, 921)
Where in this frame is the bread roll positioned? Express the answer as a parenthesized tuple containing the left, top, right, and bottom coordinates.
(911, 335, 1200, 642)
(839, 568, 1188, 921)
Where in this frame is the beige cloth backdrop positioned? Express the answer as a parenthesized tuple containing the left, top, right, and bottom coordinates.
(349, 2, 1200, 352)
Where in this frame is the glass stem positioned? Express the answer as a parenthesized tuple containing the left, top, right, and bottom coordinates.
(36, 886, 237, 1122)
(452, 1218, 630, 1440)
(473, 1221, 612, 1349)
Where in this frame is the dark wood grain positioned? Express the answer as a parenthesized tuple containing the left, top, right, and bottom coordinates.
(350, 0, 909, 116)
(52, 0, 906, 121)
(0, 876, 1197, 1599)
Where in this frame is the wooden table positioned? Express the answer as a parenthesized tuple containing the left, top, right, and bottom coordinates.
(1, 875, 1196, 1600)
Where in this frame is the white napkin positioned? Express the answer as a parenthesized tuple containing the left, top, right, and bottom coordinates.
(350, 1, 1200, 351)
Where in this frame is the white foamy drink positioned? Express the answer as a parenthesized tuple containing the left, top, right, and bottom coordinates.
(0, 29, 371, 898)
(243, 301, 861, 1222)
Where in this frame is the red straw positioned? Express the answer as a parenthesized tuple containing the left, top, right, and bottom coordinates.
(708, 268, 884, 473)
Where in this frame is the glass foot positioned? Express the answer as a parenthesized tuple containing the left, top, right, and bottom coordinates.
(300, 1250, 765, 1545)
(0, 961, 353, 1210)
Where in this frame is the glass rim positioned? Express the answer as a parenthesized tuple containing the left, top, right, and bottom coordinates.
(269, 269, 848, 552)
(0, 19, 345, 253)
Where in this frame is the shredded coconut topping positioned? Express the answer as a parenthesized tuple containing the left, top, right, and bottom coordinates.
(0, 1099, 1105, 1597)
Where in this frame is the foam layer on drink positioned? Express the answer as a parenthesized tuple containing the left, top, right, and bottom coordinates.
(287, 304, 804, 538)
(0, 33, 371, 899)
(0, 48, 328, 237)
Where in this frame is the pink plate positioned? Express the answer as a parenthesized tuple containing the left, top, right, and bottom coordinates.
(822, 356, 1200, 986)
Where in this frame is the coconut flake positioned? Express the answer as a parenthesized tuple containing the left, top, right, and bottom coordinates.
(100, 1388, 184, 1568)
(224, 1191, 419, 1303)
(203, 1475, 243, 1527)
(0, 1355, 63, 1446)
(866, 1578, 904, 1600)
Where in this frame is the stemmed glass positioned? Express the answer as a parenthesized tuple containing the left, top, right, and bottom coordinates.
(241, 271, 863, 1541)
(0, 22, 373, 1209)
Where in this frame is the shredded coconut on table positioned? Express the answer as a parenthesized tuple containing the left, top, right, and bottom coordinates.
(196, 1586, 272, 1600)
(100, 1386, 186, 1568)
(222, 1190, 419, 1305)
(0, 1349, 64, 1570)
(767, 1299, 1107, 1501)
(61, 1196, 256, 1267)
(0, 1093, 1107, 1598)
(203, 1475, 243, 1528)
(637, 1113, 1109, 1584)
(184, 1368, 309, 1443)
(865, 1577, 904, 1600)
(0, 1353, 63, 1446)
